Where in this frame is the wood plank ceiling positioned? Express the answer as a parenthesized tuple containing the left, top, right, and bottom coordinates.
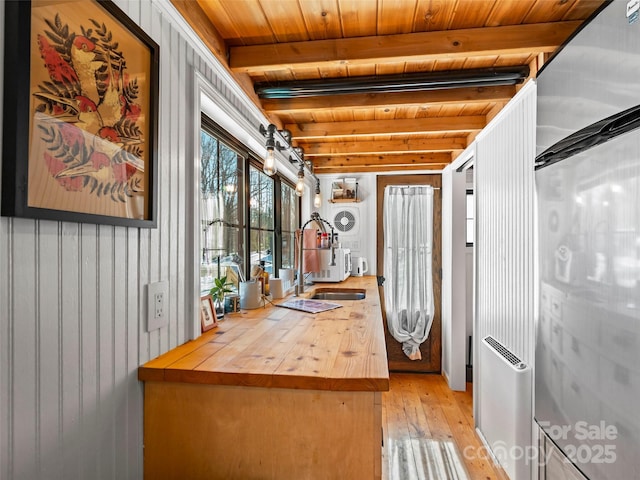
(173, 0, 606, 173)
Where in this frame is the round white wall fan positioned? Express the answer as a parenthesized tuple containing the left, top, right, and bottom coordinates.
(333, 209, 358, 234)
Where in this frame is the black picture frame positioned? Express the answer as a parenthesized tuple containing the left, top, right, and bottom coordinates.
(1, 0, 159, 228)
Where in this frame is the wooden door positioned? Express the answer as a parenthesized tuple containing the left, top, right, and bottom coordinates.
(377, 175, 442, 373)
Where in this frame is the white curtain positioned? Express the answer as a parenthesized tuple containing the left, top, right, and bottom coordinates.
(383, 185, 435, 360)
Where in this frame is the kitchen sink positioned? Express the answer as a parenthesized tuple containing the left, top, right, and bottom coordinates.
(309, 288, 366, 301)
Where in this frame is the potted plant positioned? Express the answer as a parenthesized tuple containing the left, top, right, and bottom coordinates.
(209, 275, 234, 319)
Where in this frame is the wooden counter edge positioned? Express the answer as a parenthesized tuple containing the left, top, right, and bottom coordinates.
(140, 367, 389, 391)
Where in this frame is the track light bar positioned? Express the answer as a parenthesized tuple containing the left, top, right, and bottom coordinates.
(259, 123, 315, 181)
(255, 66, 529, 99)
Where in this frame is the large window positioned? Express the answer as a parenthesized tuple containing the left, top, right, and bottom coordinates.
(200, 115, 299, 290)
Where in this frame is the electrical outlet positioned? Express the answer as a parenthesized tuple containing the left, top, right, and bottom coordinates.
(147, 281, 168, 332)
(154, 292, 164, 318)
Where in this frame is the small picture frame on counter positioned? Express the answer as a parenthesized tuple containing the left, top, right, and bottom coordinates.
(200, 295, 218, 332)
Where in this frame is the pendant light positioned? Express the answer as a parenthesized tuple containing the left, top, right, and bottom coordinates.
(262, 125, 278, 176)
(295, 163, 305, 197)
(313, 179, 322, 207)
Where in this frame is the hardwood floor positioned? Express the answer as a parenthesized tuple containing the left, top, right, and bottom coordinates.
(382, 373, 507, 480)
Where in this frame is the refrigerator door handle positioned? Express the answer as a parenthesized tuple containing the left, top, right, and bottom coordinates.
(535, 103, 640, 169)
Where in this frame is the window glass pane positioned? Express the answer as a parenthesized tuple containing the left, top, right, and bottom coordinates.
(281, 183, 298, 232)
(260, 176, 274, 230)
(220, 143, 240, 224)
(200, 127, 243, 293)
(466, 191, 474, 218)
(250, 230, 274, 273)
(250, 167, 261, 229)
(200, 131, 218, 197)
(281, 232, 295, 269)
(281, 182, 298, 269)
(467, 219, 474, 245)
(249, 165, 275, 273)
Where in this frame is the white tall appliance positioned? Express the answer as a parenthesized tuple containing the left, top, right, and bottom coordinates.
(535, 2, 640, 479)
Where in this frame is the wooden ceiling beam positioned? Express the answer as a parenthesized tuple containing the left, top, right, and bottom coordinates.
(262, 85, 515, 114)
(312, 153, 451, 169)
(317, 164, 446, 173)
(302, 138, 467, 156)
(230, 22, 581, 73)
(286, 116, 486, 139)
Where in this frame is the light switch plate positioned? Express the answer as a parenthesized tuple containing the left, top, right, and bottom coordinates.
(147, 281, 168, 332)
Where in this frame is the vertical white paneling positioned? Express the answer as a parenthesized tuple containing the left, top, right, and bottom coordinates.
(36, 220, 62, 479)
(126, 227, 142, 480)
(474, 81, 537, 428)
(112, 227, 127, 480)
(60, 222, 81, 479)
(151, 3, 169, 354)
(474, 82, 537, 478)
(79, 224, 99, 479)
(100, 226, 115, 478)
(11, 219, 38, 480)
(176, 32, 188, 349)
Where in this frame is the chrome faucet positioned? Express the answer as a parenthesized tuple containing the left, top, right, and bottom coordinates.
(296, 212, 335, 295)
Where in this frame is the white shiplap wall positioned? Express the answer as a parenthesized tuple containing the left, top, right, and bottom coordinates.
(475, 81, 538, 368)
(473, 82, 537, 473)
(0, 1, 266, 478)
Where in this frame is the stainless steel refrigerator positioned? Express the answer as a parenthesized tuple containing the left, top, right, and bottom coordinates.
(535, 1, 640, 479)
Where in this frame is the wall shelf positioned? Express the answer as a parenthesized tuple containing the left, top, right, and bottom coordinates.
(331, 177, 358, 203)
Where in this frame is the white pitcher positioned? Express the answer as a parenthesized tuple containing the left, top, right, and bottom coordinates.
(352, 257, 369, 277)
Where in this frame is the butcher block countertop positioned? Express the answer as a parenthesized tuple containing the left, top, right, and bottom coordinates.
(138, 276, 389, 392)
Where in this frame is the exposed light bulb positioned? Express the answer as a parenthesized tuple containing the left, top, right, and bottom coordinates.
(263, 148, 277, 176)
(313, 179, 322, 207)
(295, 164, 305, 197)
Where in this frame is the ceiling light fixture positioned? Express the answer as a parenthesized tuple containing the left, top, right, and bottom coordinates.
(254, 66, 530, 99)
(259, 124, 279, 176)
(295, 163, 305, 197)
(313, 179, 322, 208)
(259, 123, 316, 197)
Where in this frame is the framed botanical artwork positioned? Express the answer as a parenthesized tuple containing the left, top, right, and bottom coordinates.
(1, 0, 159, 227)
(200, 295, 218, 332)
